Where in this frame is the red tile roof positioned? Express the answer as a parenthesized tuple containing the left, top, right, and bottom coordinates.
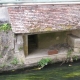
(8, 4, 80, 33)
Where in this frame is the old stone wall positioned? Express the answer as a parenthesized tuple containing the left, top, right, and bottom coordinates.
(0, 7, 9, 23)
(0, 31, 26, 71)
(0, 31, 14, 63)
(38, 31, 70, 49)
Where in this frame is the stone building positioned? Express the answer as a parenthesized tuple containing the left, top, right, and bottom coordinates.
(0, 1, 80, 71)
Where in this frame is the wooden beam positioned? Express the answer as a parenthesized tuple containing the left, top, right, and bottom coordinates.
(23, 34, 28, 57)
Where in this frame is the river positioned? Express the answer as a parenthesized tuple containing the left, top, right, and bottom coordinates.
(0, 60, 80, 80)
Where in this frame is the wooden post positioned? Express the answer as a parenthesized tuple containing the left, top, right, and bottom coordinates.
(23, 34, 28, 57)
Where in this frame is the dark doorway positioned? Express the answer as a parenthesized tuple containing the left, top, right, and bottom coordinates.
(28, 34, 38, 53)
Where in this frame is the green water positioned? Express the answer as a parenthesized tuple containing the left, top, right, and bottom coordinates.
(0, 61, 80, 80)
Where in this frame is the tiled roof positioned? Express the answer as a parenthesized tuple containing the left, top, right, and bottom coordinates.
(8, 4, 80, 33)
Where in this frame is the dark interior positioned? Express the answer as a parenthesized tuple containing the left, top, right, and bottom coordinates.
(28, 34, 38, 53)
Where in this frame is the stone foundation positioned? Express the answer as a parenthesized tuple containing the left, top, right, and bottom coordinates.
(0, 30, 80, 71)
(0, 31, 26, 69)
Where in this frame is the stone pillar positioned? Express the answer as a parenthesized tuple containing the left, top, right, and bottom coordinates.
(68, 34, 80, 53)
(70, 30, 80, 53)
(14, 34, 26, 63)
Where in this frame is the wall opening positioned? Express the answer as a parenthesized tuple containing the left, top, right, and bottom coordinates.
(27, 31, 71, 58)
(28, 34, 38, 53)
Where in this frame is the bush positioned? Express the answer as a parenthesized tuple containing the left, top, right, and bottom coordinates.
(38, 58, 52, 68)
(11, 57, 19, 65)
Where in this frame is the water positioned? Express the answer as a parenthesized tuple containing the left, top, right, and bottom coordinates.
(0, 60, 80, 80)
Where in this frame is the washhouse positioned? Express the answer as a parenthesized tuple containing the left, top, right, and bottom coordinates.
(0, 0, 80, 71)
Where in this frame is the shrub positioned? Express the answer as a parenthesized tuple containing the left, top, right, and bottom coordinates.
(11, 57, 19, 65)
(38, 58, 52, 68)
(67, 48, 73, 58)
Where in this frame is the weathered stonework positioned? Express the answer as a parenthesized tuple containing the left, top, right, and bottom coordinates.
(0, 31, 26, 70)
(72, 30, 80, 38)
(74, 48, 80, 53)
(8, 4, 80, 33)
(0, 4, 80, 71)
(38, 31, 69, 49)
(0, 31, 15, 66)
(68, 34, 80, 52)
(14, 34, 26, 63)
(68, 34, 80, 48)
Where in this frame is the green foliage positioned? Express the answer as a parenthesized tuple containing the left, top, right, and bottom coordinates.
(11, 57, 19, 65)
(0, 64, 6, 68)
(60, 48, 74, 65)
(0, 23, 11, 31)
(0, 54, 2, 58)
(4, 46, 8, 49)
(72, 55, 78, 61)
(67, 48, 73, 58)
(38, 58, 52, 68)
(18, 46, 23, 51)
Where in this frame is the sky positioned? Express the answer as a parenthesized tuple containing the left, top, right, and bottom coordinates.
(0, 0, 80, 3)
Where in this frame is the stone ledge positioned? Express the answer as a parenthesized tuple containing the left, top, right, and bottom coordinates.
(1, 51, 80, 72)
